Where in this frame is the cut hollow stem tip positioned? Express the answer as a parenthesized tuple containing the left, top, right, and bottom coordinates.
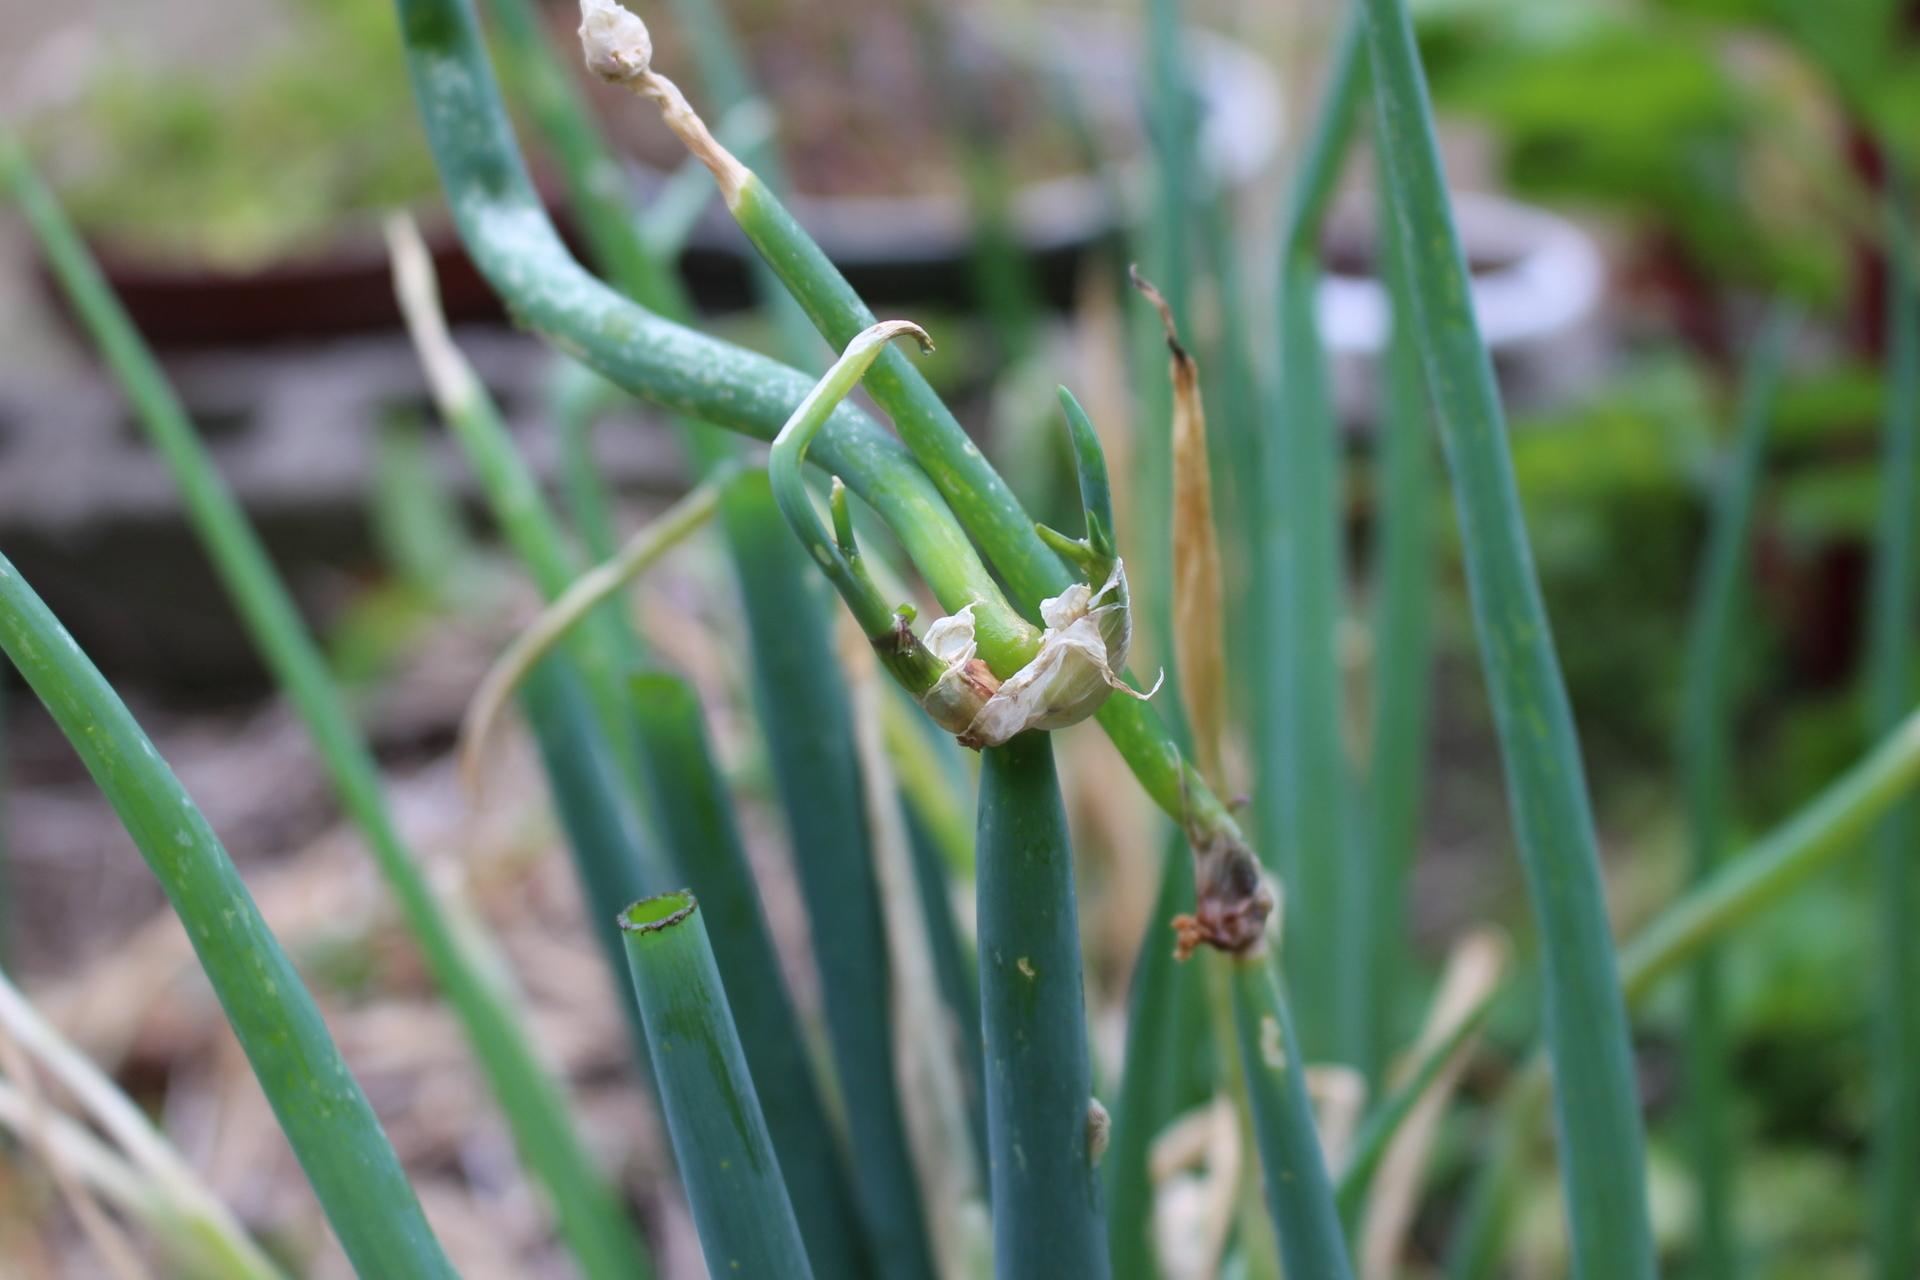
(618, 890, 817, 1279)
(458, 473, 726, 793)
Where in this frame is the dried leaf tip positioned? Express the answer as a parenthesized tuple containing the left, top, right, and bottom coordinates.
(1128, 264, 1189, 363)
(577, 0, 652, 85)
(1131, 266, 1227, 793)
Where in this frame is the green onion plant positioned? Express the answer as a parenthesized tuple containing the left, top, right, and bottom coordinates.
(1, 0, 1917, 1276)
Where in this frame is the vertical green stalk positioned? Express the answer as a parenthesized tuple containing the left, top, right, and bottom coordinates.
(1229, 949, 1357, 1280)
(549, 360, 626, 562)
(723, 470, 939, 1280)
(517, 656, 660, 1059)
(0, 136, 652, 1280)
(627, 671, 875, 1280)
(1676, 302, 1795, 1280)
(1105, 834, 1211, 1280)
(976, 732, 1110, 1278)
(905, 804, 990, 1173)
(1363, 152, 1436, 1077)
(620, 892, 815, 1280)
(0, 554, 457, 1280)
(1865, 164, 1920, 1280)
(1358, 0, 1657, 1272)
(480, 23, 939, 1270)
(1258, 4, 1367, 1065)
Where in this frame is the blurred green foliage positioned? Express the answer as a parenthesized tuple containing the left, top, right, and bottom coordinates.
(1414, 0, 1920, 302)
(36, 0, 438, 267)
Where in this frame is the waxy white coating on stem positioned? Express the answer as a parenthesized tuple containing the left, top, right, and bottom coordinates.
(578, 0, 752, 202)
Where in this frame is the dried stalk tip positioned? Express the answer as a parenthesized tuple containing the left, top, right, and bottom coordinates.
(1128, 265, 1188, 362)
(576, 0, 752, 202)
(578, 0, 652, 84)
(1171, 812, 1274, 960)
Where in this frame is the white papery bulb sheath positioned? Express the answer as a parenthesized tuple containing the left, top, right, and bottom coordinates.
(916, 561, 1150, 749)
(578, 0, 652, 83)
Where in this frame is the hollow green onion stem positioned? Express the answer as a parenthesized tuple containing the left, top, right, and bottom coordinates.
(976, 732, 1109, 1277)
(1259, 1, 1368, 1067)
(1230, 948, 1357, 1280)
(0, 133, 652, 1280)
(620, 893, 816, 1280)
(1866, 161, 1920, 1280)
(627, 673, 874, 1278)
(1675, 301, 1796, 1280)
(394, 0, 1258, 916)
(1360, 0, 1656, 1269)
(0, 554, 458, 1280)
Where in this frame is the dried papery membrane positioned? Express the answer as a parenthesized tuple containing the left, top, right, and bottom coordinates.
(918, 561, 1155, 750)
(1174, 819, 1274, 959)
(912, 605, 1003, 737)
(577, 0, 651, 83)
(577, 0, 751, 200)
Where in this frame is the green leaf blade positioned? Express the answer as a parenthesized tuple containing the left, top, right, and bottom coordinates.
(0, 554, 458, 1280)
(975, 732, 1109, 1279)
(1358, 0, 1657, 1271)
(628, 671, 876, 1280)
(621, 892, 816, 1280)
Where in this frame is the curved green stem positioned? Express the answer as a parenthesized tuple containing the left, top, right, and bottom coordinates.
(769, 322, 947, 642)
(392, 0, 1257, 911)
(458, 475, 727, 787)
(1623, 701, 1920, 999)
